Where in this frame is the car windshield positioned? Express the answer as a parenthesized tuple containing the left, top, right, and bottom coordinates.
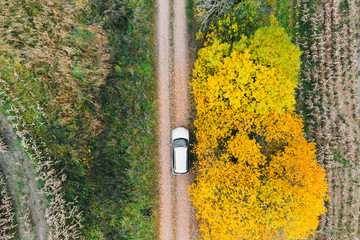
(173, 138, 188, 148)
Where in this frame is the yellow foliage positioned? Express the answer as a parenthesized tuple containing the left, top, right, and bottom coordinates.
(203, 0, 263, 44)
(193, 25, 301, 119)
(190, 23, 328, 239)
(191, 112, 328, 239)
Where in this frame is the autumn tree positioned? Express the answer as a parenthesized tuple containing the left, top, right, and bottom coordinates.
(190, 22, 328, 239)
(192, 23, 301, 149)
(197, 0, 273, 44)
(191, 113, 328, 239)
(204, 0, 263, 44)
(195, 0, 237, 32)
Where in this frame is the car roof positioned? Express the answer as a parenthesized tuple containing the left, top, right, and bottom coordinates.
(174, 147, 188, 174)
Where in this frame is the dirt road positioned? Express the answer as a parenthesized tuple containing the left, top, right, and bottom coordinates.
(157, 0, 197, 239)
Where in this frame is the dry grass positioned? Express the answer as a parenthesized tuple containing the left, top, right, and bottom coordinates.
(0, 171, 17, 239)
(0, 141, 16, 239)
(0, 0, 159, 238)
(0, 77, 83, 239)
(0, 0, 110, 158)
(0, 138, 9, 153)
(0, 0, 112, 237)
(294, 0, 360, 238)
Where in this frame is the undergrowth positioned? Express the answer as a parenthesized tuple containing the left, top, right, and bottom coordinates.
(0, 0, 158, 238)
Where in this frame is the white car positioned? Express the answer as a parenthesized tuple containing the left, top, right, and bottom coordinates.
(171, 127, 190, 174)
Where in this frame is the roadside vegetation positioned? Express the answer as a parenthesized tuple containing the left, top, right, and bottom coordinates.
(0, 0, 158, 238)
(190, 0, 329, 239)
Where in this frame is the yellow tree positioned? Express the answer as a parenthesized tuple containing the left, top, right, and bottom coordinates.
(190, 112, 328, 239)
(190, 23, 328, 239)
(204, 0, 263, 44)
(192, 23, 301, 154)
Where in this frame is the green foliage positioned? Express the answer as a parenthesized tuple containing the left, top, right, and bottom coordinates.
(186, 0, 195, 19)
(272, 0, 293, 31)
(246, 23, 302, 88)
(0, 0, 158, 239)
(333, 150, 351, 168)
(206, 0, 264, 44)
(77, 0, 159, 239)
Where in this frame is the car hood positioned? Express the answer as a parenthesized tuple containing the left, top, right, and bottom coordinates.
(172, 127, 189, 142)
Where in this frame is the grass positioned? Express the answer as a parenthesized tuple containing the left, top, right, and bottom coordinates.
(0, 0, 159, 238)
(81, 2, 159, 237)
(333, 150, 352, 168)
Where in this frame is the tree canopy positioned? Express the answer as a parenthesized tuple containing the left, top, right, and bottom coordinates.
(190, 21, 328, 239)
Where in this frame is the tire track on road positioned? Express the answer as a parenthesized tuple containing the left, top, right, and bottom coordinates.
(157, 0, 173, 239)
(173, 0, 197, 239)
